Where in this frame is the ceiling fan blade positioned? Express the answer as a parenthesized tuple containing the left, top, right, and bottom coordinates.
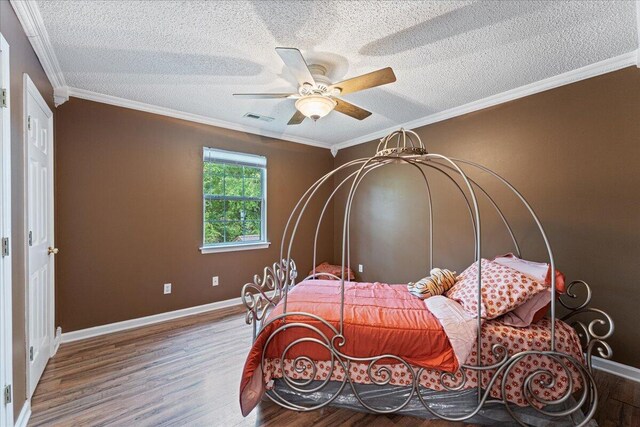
(275, 47, 316, 87)
(287, 110, 306, 125)
(334, 98, 372, 120)
(329, 67, 396, 95)
(233, 93, 296, 99)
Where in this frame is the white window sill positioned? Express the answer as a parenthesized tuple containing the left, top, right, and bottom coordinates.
(200, 241, 271, 254)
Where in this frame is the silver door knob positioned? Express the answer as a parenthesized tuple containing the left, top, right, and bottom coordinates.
(48, 247, 59, 255)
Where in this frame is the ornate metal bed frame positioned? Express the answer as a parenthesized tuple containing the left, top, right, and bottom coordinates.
(241, 129, 614, 426)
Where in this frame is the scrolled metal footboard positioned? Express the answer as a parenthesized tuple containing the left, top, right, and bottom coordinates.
(242, 275, 613, 426)
(560, 280, 615, 372)
(241, 258, 297, 341)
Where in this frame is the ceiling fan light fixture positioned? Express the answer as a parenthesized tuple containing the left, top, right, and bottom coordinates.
(295, 95, 337, 121)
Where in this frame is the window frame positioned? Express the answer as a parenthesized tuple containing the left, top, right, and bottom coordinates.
(200, 148, 269, 254)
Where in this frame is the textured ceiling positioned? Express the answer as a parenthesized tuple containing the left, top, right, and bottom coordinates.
(36, 0, 638, 147)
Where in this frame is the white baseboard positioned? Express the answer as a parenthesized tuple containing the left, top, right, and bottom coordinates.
(51, 326, 61, 355)
(14, 400, 30, 427)
(61, 295, 245, 343)
(58, 298, 640, 385)
(592, 356, 640, 383)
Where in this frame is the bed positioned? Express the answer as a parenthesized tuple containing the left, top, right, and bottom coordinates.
(239, 129, 613, 426)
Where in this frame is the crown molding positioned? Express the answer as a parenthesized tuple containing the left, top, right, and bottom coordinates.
(66, 87, 332, 149)
(331, 50, 639, 153)
(11, 0, 639, 152)
(10, 0, 66, 89)
(53, 86, 69, 107)
(636, 1, 640, 67)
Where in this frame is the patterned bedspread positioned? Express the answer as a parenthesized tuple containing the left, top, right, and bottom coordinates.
(262, 318, 585, 407)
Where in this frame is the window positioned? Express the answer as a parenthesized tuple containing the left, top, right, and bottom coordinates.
(201, 148, 268, 253)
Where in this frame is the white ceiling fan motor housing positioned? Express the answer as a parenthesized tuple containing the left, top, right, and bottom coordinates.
(299, 64, 338, 96)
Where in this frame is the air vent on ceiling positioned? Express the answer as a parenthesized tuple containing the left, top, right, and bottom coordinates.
(243, 113, 275, 122)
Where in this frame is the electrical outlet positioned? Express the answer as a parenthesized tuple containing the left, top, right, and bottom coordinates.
(212, 276, 219, 287)
(163, 283, 172, 294)
(358, 264, 364, 273)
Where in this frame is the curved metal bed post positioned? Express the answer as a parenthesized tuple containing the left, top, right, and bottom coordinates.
(340, 154, 482, 346)
(424, 162, 522, 259)
(283, 158, 381, 277)
(419, 154, 484, 400)
(311, 164, 385, 278)
(279, 157, 370, 261)
(450, 158, 557, 351)
(344, 158, 434, 276)
(279, 157, 370, 312)
(339, 155, 386, 337)
(410, 161, 479, 260)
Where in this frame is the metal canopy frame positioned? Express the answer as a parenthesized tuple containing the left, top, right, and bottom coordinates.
(241, 129, 613, 426)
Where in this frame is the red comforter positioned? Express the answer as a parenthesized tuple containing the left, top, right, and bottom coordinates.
(240, 280, 458, 415)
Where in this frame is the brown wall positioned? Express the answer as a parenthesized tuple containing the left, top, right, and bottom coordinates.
(334, 67, 640, 368)
(1, 2, 55, 420)
(55, 98, 334, 332)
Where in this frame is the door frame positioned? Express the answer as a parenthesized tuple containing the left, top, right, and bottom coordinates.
(0, 32, 13, 427)
(22, 74, 54, 399)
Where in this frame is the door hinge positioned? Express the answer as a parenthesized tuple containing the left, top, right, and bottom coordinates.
(29, 346, 34, 361)
(3, 384, 11, 405)
(28, 230, 33, 246)
(27, 115, 31, 130)
(1, 88, 6, 108)
(1, 237, 8, 257)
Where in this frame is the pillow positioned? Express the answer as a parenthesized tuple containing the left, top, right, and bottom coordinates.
(493, 253, 566, 293)
(500, 290, 551, 327)
(308, 262, 355, 281)
(407, 268, 457, 299)
(445, 259, 547, 319)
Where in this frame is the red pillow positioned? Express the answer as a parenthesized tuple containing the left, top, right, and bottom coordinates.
(493, 253, 566, 293)
(446, 259, 547, 319)
(308, 262, 355, 281)
(532, 303, 550, 323)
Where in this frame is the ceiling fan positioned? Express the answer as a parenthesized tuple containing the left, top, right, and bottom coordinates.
(233, 47, 397, 125)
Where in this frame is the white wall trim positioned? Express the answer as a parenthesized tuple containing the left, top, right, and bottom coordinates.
(592, 356, 640, 383)
(200, 241, 271, 254)
(23, 73, 55, 400)
(13, 400, 30, 427)
(636, 1, 640, 67)
(9, 0, 66, 89)
(61, 294, 251, 343)
(332, 50, 639, 152)
(0, 32, 14, 427)
(52, 86, 68, 107)
(66, 86, 332, 149)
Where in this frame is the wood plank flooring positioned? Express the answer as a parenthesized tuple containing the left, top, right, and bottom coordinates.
(29, 307, 639, 426)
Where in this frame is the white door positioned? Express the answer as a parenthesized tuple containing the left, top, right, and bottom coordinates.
(24, 75, 54, 398)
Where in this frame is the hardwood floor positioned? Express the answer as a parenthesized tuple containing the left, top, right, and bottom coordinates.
(29, 308, 639, 426)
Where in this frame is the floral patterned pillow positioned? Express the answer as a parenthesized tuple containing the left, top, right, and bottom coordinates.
(445, 259, 547, 319)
